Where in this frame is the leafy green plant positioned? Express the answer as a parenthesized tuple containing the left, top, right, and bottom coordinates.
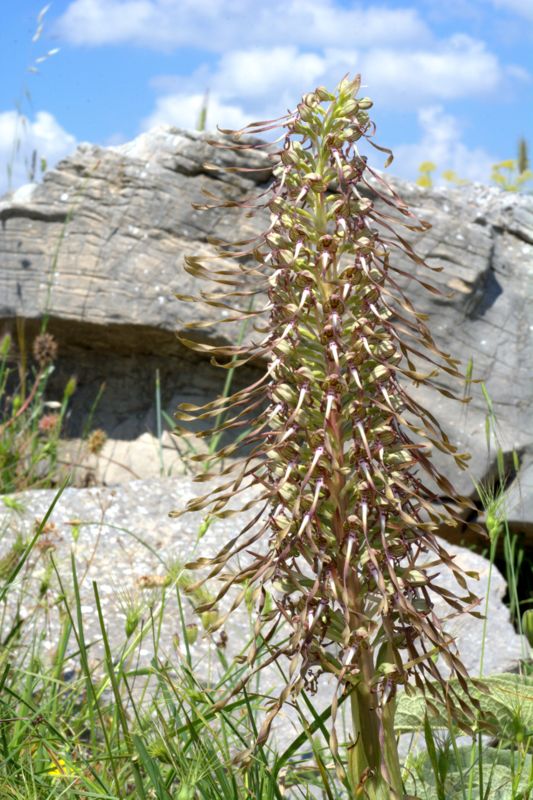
(174, 75, 482, 799)
(491, 158, 533, 192)
(478, 382, 532, 640)
(417, 137, 532, 192)
(403, 746, 532, 800)
(397, 673, 533, 800)
(395, 672, 533, 745)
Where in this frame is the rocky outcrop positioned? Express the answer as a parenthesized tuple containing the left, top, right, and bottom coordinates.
(0, 477, 527, 684)
(0, 128, 532, 539)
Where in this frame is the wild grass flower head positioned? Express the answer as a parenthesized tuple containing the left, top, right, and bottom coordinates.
(32, 332, 58, 367)
(87, 428, 107, 454)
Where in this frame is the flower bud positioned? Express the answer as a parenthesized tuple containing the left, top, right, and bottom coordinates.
(302, 92, 320, 108)
(200, 611, 219, 631)
(0, 333, 11, 357)
(64, 377, 77, 398)
(522, 609, 533, 647)
(305, 172, 328, 192)
(315, 86, 335, 102)
(185, 623, 199, 644)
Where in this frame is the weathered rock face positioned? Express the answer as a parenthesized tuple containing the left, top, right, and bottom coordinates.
(0, 129, 270, 346)
(0, 127, 532, 536)
(0, 477, 527, 689)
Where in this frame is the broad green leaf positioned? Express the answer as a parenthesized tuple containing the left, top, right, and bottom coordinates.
(395, 673, 533, 744)
(404, 746, 532, 800)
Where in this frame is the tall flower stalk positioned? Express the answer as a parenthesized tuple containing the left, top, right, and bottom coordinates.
(174, 76, 480, 799)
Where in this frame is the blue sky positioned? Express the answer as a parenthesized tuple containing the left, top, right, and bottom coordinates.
(1, 0, 531, 192)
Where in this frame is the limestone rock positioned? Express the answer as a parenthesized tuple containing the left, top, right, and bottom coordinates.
(0, 129, 271, 346)
(0, 127, 532, 538)
(0, 476, 527, 682)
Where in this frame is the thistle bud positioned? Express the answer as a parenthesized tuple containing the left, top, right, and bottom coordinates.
(200, 611, 219, 631)
(87, 428, 107, 454)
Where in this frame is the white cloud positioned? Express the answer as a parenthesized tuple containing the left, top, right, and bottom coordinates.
(141, 92, 250, 132)
(143, 32, 508, 136)
(54, 0, 157, 46)
(415, 0, 486, 23)
(361, 35, 502, 104)
(505, 64, 531, 82)
(393, 105, 495, 183)
(0, 111, 77, 195)
(54, 0, 526, 189)
(56, 0, 430, 50)
(56, 0, 523, 140)
(213, 47, 326, 102)
(492, 0, 533, 22)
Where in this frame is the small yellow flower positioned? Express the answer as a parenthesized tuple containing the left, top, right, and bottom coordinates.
(47, 757, 72, 777)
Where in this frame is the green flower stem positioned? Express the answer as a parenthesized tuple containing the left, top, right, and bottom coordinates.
(308, 97, 402, 798)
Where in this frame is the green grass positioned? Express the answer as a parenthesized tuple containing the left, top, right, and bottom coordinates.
(0, 498, 356, 799)
(0, 473, 530, 800)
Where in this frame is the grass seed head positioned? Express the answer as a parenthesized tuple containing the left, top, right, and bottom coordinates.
(32, 332, 58, 367)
